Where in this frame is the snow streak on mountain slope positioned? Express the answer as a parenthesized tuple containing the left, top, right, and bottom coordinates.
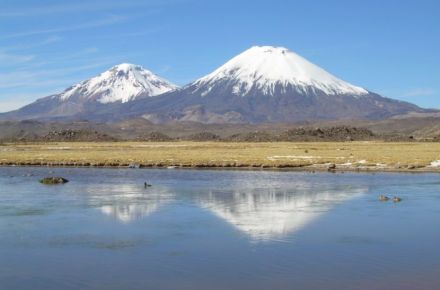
(193, 46, 368, 96)
(59, 63, 177, 104)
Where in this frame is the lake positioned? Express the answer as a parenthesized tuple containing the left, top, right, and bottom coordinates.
(1, 167, 440, 290)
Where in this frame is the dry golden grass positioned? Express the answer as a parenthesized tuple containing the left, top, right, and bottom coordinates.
(0, 141, 439, 171)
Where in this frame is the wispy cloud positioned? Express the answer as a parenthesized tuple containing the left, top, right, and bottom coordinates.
(157, 65, 173, 74)
(0, 15, 126, 39)
(121, 28, 166, 37)
(0, 61, 114, 90)
(64, 47, 100, 59)
(0, 0, 184, 17)
(0, 51, 35, 65)
(401, 88, 436, 98)
(2, 36, 62, 52)
(0, 1, 146, 17)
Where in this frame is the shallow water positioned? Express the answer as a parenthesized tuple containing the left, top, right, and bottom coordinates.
(1, 167, 440, 290)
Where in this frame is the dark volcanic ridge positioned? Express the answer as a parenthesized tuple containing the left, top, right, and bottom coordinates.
(2, 118, 440, 142)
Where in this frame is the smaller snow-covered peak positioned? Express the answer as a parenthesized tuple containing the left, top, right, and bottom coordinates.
(60, 63, 177, 104)
(194, 45, 368, 96)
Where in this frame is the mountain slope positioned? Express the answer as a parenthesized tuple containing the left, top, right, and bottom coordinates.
(114, 46, 425, 123)
(1, 64, 177, 120)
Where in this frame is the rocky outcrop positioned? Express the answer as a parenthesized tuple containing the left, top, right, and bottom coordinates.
(185, 132, 221, 141)
(225, 131, 275, 142)
(138, 131, 172, 142)
(279, 126, 375, 141)
(43, 129, 116, 142)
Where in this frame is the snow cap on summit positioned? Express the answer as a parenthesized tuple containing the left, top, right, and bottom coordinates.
(194, 45, 368, 96)
(59, 63, 178, 104)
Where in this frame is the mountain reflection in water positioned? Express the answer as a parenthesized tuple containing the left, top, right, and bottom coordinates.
(85, 178, 366, 241)
(86, 184, 174, 223)
(2, 168, 440, 290)
(198, 185, 365, 241)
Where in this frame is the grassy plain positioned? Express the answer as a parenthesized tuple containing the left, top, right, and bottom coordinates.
(0, 142, 439, 171)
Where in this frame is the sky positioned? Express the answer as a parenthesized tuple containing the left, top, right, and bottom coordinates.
(0, 0, 439, 112)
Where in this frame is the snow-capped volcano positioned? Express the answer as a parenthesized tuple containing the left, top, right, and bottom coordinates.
(0, 63, 177, 120)
(119, 46, 423, 123)
(59, 63, 177, 104)
(193, 46, 368, 97)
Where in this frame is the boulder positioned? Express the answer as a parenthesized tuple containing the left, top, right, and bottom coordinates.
(40, 177, 69, 185)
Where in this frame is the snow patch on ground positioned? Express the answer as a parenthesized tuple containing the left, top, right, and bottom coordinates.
(340, 162, 353, 166)
(46, 147, 72, 150)
(267, 155, 320, 161)
(429, 160, 440, 167)
(129, 144, 189, 148)
(376, 163, 388, 167)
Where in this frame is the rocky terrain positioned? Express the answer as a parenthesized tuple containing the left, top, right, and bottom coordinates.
(1, 114, 440, 143)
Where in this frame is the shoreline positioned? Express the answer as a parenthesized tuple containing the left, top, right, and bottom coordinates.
(1, 162, 439, 174)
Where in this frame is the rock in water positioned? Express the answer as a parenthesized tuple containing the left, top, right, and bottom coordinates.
(40, 177, 69, 185)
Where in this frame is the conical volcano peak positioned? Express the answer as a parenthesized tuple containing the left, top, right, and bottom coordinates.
(59, 63, 177, 104)
(194, 45, 368, 96)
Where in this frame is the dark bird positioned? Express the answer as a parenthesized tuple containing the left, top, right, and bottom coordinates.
(393, 196, 402, 202)
(379, 195, 390, 201)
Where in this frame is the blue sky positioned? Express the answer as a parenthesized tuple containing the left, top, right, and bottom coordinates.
(0, 0, 439, 112)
